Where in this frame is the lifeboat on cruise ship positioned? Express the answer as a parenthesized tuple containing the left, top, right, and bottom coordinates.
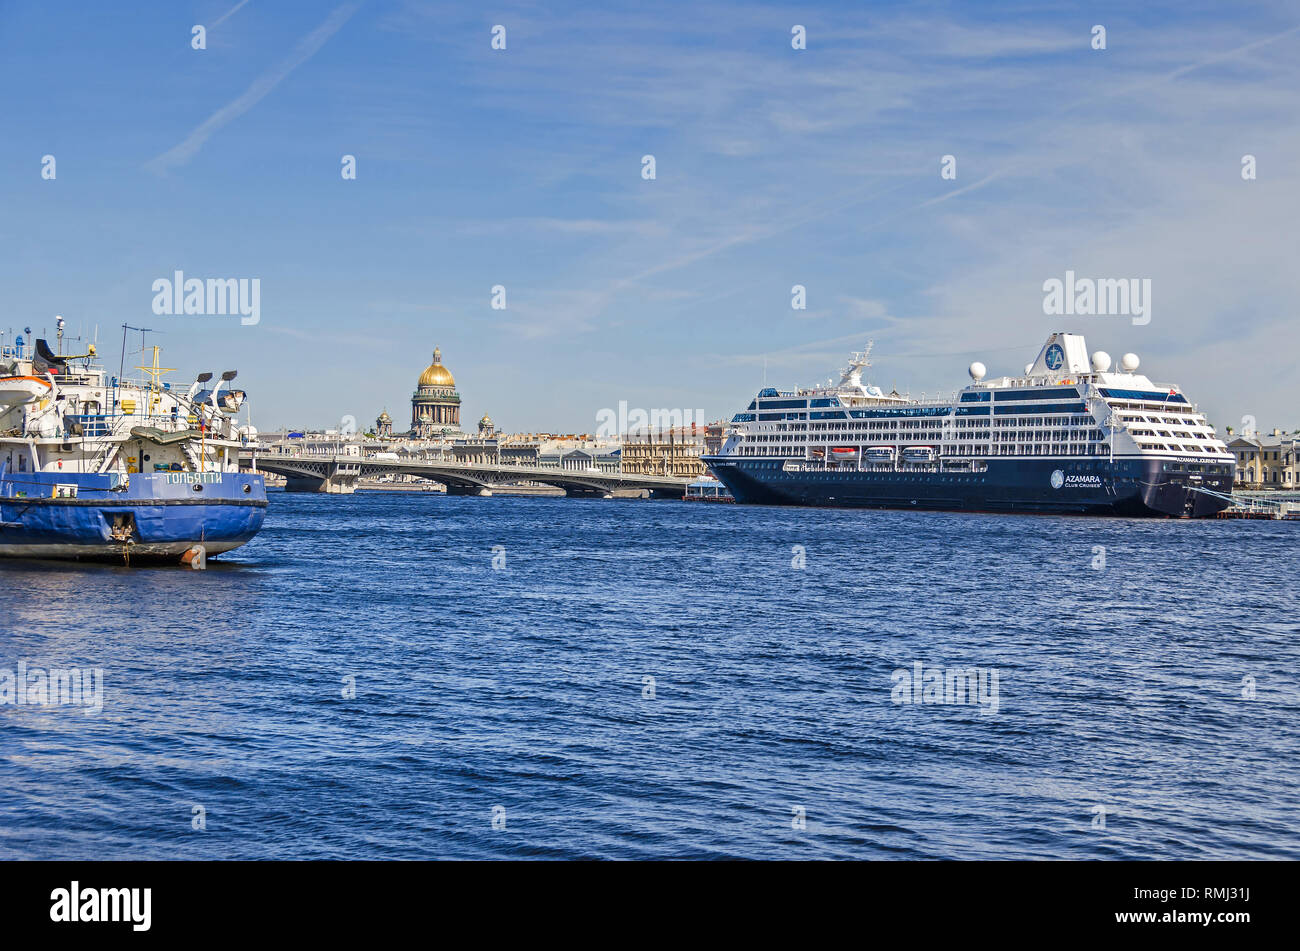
(0, 374, 53, 408)
(864, 446, 896, 462)
(217, 389, 247, 414)
(902, 446, 937, 463)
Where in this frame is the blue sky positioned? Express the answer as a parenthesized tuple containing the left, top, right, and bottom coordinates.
(2, 1, 1298, 433)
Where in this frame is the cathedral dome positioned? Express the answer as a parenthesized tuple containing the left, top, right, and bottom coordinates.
(411, 346, 462, 437)
(418, 347, 455, 388)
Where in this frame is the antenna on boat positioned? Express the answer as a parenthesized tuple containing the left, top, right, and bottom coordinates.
(119, 323, 159, 383)
(838, 339, 876, 387)
(135, 346, 176, 417)
(848, 340, 874, 369)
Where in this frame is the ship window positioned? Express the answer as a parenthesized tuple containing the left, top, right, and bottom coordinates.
(995, 388, 1080, 401)
(1100, 387, 1187, 404)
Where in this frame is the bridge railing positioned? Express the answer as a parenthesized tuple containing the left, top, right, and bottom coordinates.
(243, 452, 691, 484)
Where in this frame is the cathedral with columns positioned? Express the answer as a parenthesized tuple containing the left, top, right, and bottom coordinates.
(383, 346, 498, 441)
(410, 347, 461, 438)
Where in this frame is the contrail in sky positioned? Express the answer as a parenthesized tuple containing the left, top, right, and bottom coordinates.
(211, 0, 254, 29)
(146, 2, 360, 173)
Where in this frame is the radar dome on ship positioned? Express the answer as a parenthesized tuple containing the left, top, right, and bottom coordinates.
(1091, 351, 1111, 373)
(968, 362, 986, 381)
(1120, 352, 1140, 372)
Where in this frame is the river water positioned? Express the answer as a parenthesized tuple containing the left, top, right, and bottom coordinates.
(2, 492, 1297, 858)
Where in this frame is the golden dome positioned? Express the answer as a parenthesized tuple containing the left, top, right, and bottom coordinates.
(418, 347, 455, 388)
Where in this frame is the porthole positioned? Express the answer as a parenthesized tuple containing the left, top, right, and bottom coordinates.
(192, 483, 204, 493)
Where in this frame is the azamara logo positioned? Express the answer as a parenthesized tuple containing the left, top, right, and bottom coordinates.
(1051, 469, 1103, 489)
(50, 882, 151, 932)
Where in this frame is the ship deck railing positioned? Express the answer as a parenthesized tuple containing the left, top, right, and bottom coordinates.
(65, 414, 116, 437)
(45, 413, 230, 441)
(65, 412, 201, 429)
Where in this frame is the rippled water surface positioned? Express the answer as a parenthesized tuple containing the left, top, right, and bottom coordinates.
(2, 491, 1298, 859)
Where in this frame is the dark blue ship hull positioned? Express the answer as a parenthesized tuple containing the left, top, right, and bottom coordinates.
(703, 456, 1233, 518)
(0, 467, 267, 561)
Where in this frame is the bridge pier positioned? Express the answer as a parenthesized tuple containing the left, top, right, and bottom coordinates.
(446, 484, 493, 497)
(282, 460, 361, 494)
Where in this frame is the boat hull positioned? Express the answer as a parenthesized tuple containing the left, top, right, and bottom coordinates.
(0, 470, 267, 562)
(702, 456, 1233, 518)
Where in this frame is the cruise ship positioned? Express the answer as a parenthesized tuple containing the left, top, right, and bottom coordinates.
(0, 330, 267, 562)
(702, 332, 1235, 517)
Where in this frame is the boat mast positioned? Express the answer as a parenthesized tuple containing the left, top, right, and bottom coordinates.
(119, 323, 156, 384)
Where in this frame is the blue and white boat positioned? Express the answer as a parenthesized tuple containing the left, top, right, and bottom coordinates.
(0, 333, 266, 562)
(703, 333, 1237, 517)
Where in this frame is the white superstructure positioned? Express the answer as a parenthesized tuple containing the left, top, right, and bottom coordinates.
(719, 333, 1233, 469)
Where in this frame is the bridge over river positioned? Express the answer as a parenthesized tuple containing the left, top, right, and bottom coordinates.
(239, 452, 692, 499)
